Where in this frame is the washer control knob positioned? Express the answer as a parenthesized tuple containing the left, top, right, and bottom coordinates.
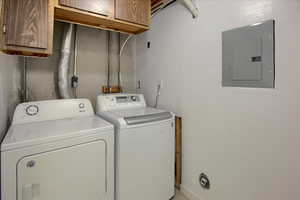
(26, 105, 39, 116)
(79, 103, 85, 109)
(26, 160, 36, 168)
(131, 96, 137, 101)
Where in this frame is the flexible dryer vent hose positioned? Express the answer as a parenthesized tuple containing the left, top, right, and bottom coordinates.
(58, 23, 74, 99)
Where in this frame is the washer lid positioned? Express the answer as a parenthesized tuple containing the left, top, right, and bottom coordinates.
(1, 116, 113, 152)
(109, 107, 168, 118)
(124, 112, 172, 125)
(99, 107, 173, 126)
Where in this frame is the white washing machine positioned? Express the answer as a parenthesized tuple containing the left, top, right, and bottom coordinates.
(1, 99, 114, 200)
(96, 94, 175, 200)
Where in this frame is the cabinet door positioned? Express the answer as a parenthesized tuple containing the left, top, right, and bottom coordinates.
(115, 0, 151, 26)
(5, 0, 48, 49)
(59, 0, 113, 16)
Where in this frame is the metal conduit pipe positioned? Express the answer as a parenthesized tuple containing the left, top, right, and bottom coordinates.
(58, 23, 74, 99)
(21, 57, 28, 103)
(107, 31, 111, 88)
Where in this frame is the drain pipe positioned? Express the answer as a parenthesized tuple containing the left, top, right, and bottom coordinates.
(58, 23, 74, 99)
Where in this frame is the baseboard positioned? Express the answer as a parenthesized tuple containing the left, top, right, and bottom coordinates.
(180, 185, 202, 200)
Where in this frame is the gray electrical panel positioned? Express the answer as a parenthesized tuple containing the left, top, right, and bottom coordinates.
(222, 20, 275, 88)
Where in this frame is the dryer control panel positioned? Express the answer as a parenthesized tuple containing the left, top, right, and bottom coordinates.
(12, 99, 94, 125)
(96, 94, 146, 111)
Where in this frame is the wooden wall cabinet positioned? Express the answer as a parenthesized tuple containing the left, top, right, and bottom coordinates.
(54, 0, 150, 34)
(0, 0, 54, 57)
(115, 0, 151, 26)
(59, 0, 114, 17)
(0, 0, 151, 57)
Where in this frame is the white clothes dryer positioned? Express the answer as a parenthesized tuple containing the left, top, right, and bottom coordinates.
(1, 99, 114, 200)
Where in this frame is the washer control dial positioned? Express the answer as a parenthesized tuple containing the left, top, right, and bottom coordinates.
(131, 96, 137, 101)
(79, 103, 85, 109)
(26, 105, 39, 116)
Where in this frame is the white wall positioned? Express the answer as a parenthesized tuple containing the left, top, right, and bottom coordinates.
(136, 1, 300, 200)
(0, 54, 21, 139)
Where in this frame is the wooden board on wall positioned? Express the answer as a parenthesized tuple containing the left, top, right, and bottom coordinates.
(175, 116, 182, 189)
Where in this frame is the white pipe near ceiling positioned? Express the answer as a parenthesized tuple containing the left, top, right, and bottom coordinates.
(180, 0, 199, 18)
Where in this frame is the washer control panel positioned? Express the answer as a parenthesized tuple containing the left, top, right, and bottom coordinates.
(116, 95, 140, 103)
(12, 99, 94, 125)
(97, 94, 146, 111)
